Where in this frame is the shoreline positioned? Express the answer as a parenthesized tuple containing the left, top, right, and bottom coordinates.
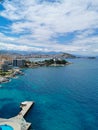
(0, 69, 24, 84)
(0, 60, 72, 84)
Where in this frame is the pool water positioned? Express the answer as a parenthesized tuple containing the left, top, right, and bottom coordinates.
(0, 125, 13, 130)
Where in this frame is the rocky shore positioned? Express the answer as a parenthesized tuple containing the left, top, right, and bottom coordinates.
(0, 59, 70, 84)
(0, 77, 9, 83)
(0, 69, 24, 84)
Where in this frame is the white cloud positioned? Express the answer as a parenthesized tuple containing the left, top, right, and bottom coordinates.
(0, 0, 98, 55)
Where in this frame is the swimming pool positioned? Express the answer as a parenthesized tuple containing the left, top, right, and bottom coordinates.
(0, 125, 14, 130)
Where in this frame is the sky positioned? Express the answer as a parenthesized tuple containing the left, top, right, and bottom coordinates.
(0, 0, 98, 55)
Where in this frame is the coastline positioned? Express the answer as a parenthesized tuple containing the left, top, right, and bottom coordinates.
(0, 69, 24, 84)
(0, 58, 97, 130)
(0, 59, 71, 84)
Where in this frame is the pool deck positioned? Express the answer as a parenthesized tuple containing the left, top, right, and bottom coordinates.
(0, 101, 34, 130)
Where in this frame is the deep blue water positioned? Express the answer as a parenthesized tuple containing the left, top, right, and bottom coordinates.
(0, 59, 98, 130)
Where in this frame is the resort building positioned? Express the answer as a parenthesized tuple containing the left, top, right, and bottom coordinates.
(0, 61, 9, 72)
(1, 63, 8, 72)
(13, 59, 25, 67)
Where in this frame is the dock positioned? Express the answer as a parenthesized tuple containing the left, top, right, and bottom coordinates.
(0, 101, 34, 130)
(20, 101, 34, 117)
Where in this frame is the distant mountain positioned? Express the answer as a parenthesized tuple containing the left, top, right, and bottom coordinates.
(53, 53, 77, 59)
(24, 52, 77, 59)
(0, 50, 77, 59)
(0, 50, 60, 55)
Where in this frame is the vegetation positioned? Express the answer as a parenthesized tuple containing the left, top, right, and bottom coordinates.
(0, 69, 13, 76)
(45, 59, 54, 66)
(24, 58, 69, 68)
(44, 59, 68, 65)
(55, 59, 68, 64)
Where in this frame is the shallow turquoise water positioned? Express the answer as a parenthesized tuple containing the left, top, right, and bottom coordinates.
(0, 59, 98, 130)
(0, 125, 13, 130)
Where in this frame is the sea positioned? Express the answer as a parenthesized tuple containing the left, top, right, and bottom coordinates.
(0, 58, 98, 130)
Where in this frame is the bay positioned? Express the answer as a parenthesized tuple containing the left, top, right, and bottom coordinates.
(0, 59, 98, 130)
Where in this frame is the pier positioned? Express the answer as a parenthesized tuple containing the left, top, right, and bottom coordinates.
(20, 101, 34, 117)
(0, 101, 34, 130)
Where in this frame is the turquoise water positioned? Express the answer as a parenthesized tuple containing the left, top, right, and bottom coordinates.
(0, 125, 13, 130)
(0, 59, 98, 130)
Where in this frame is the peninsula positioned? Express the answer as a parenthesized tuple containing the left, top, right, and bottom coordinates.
(0, 52, 72, 84)
(25, 58, 71, 68)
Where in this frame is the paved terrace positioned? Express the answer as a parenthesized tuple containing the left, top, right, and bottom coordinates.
(0, 101, 34, 130)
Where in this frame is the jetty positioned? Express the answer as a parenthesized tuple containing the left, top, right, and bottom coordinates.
(0, 101, 34, 130)
(20, 101, 33, 117)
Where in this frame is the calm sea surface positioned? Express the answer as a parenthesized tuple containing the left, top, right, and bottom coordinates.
(0, 59, 98, 130)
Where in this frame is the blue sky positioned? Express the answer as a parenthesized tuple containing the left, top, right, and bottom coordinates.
(0, 0, 98, 55)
